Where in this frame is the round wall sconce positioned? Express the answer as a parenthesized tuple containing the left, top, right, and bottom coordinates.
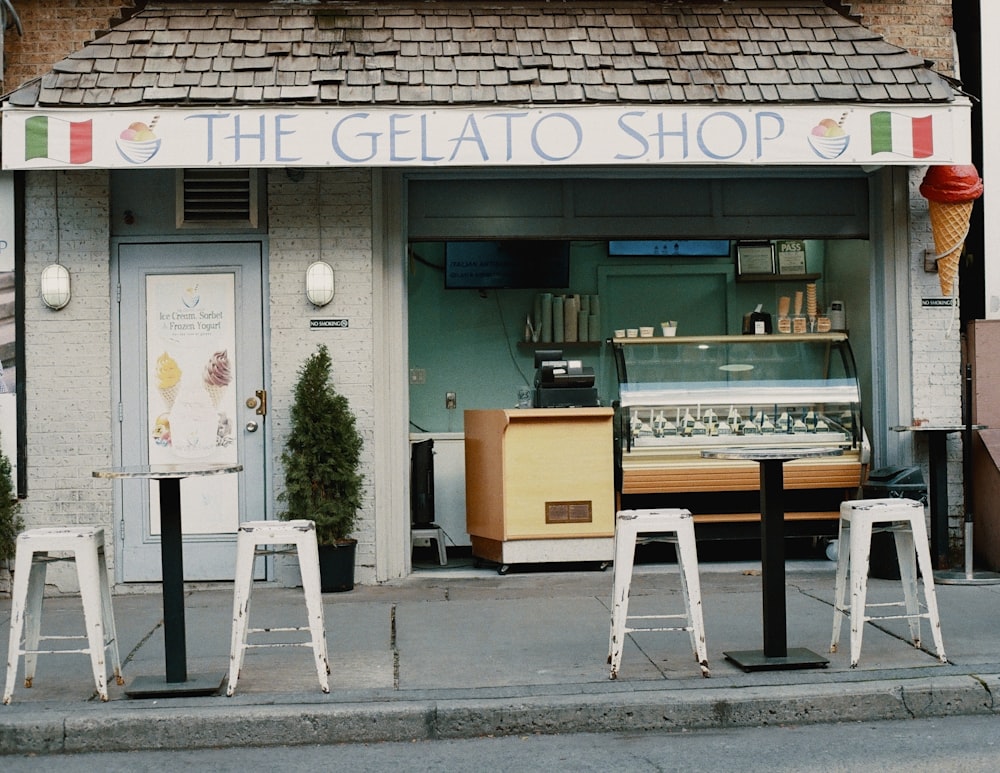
(40, 263, 71, 310)
(305, 260, 335, 307)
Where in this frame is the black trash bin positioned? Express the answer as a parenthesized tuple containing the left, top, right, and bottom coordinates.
(861, 466, 928, 579)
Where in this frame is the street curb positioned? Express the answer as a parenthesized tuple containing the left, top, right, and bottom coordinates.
(1, 674, 997, 755)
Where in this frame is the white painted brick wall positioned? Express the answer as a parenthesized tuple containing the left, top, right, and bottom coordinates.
(267, 169, 377, 584)
(16, 167, 377, 588)
(20, 171, 115, 590)
(907, 167, 965, 551)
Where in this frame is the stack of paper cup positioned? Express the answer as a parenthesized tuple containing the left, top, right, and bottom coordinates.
(829, 300, 846, 331)
(806, 283, 817, 316)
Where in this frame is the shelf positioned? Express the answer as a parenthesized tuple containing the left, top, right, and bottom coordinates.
(736, 273, 821, 283)
(517, 340, 601, 349)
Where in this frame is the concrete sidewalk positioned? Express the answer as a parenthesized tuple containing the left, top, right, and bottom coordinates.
(2, 556, 1000, 755)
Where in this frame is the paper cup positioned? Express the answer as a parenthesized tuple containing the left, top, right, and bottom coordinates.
(614, 329, 626, 338)
(639, 326, 654, 337)
(626, 328, 639, 338)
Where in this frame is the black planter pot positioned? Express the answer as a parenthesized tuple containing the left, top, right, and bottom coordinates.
(318, 539, 356, 592)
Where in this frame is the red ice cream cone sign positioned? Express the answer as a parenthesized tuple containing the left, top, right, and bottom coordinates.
(919, 164, 984, 296)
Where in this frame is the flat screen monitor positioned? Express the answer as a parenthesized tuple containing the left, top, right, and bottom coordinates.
(534, 349, 563, 367)
(445, 240, 571, 289)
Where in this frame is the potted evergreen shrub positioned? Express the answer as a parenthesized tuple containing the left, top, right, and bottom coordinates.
(279, 344, 364, 592)
(0, 441, 23, 589)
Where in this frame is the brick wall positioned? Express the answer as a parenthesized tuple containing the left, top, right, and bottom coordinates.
(845, 1, 956, 77)
(2, 0, 137, 91)
(267, 168, 377, 584)
(21, 170, 114, 590)
(907, 167, 966, 551)
(17, 168, 380, 586)
(846, 0, 965, 556)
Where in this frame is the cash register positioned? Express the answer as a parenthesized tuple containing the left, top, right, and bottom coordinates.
(532, 349, 599, 408)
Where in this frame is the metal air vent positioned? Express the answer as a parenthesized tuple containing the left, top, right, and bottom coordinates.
(176, 169, 258, 228)
(545, 501, 593, 524)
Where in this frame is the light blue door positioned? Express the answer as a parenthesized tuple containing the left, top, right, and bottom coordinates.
(116, 242, 266, 581)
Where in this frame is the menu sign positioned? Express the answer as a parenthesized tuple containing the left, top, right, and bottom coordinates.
(145, 273, 239, 535)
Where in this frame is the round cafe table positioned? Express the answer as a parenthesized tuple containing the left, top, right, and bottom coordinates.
(890, 424, 987, 576)
(701, 445, 843, 671)
(93, 462, 243, 697)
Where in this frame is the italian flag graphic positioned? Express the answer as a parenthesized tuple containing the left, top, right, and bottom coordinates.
(869, 111, 933, 158)
(24, 116, 93, 164)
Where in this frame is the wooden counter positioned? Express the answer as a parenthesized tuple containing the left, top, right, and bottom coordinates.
(464, 408, 615, 568)
(619, 442, 864, 529)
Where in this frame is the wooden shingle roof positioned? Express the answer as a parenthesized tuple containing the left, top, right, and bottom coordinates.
(6, 1, 959, 108)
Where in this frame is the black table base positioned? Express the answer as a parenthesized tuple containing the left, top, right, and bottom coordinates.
(123, 476, 228, 697)
(724, 647, 829, 672)
(701, 448, 843, 673)
(125, 673, 226, 698)
(722, 458, 831, 672)
(94, 463, 242, 700)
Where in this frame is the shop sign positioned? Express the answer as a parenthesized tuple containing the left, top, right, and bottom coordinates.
(1, 102, 971, 170)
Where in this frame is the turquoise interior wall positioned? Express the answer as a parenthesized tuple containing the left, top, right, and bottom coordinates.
(824, 239, 874, 445)
(407, 241, 604, 433)
(407, 239, 870, 434)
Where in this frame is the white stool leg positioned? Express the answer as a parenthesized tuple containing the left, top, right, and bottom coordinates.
(674, 518, 709, 676)
(909, 513, 947, 662)
(893, 526, 922, 646)
(296, 531, 331, 693)
(227, 528, 256, 697)
(608, 516, 637, 680)
(434, 530, 447, 566)
(607, 528, 619, 664)
(97, 545, 124, 687)
(20, 556, 48, 690)
(848, 516, 873, 668)
(831, 518, 850, 654)
(3, 542, 36, 704)
(75, 541, 110, 701)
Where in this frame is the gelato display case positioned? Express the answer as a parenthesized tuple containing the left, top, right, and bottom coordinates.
(610, 333, 870, 534)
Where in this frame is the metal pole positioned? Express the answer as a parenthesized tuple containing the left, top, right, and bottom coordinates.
(935, 362, 1000, 584)
(965, 363, 974, 580)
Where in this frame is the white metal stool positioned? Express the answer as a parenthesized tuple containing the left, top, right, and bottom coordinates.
(411, 526, 447, 566)
(3, 526, 123, 704)
(608, 509, 710, 679)
(227, 520, 330, 696)
(831, 498, 946, 667)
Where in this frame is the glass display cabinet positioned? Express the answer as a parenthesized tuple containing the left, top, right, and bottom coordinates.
(610, 333, 871, 534)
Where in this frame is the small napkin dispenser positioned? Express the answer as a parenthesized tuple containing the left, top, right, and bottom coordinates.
(742, 304, 772, 335)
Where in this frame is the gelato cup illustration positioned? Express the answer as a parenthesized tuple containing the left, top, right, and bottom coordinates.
(919, 164, 984, 295)
(156, 352, 182, 410)
(808, 117, 850, 159)
(203, 349, 232, 408)
(116, 119, 161, 164)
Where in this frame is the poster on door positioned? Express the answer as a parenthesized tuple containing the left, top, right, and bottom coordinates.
(145, 273, 239, 535)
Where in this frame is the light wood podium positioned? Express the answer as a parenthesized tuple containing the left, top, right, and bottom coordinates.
(464, 408, 615, 570)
